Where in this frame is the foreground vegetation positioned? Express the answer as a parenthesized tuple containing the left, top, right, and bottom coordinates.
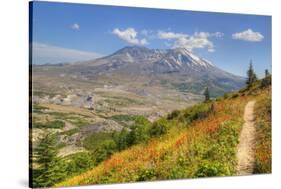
(56, 87, 270, 187)
(31, 67, 271, 188)
(55, 74, 271, 187)
(254, 76, 272, 173)
(56, 99, 244, 186)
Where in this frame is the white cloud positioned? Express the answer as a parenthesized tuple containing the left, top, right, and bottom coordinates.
(32, 42, 102, 64)
(173, 34, 214, 52)
(193, 31, 224, 38)
(71, 23, 80, 30)
(158, 31, 222, 52)
(232, 29, 264, 42)
(112, 28, 148, 46)
(208, 48, 215, 52)
(158, 31, 188, 40)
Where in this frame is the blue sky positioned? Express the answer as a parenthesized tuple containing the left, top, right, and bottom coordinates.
(31, 1, 271, 77)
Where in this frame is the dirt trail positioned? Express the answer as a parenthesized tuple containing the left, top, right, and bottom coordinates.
(237, 101, 256, 175)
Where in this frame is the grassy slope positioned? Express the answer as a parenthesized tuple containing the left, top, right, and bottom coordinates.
(56, 83, 271, 187)
(254, 88, 272, 173)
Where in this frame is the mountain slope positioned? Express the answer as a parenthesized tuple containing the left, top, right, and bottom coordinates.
(55, 78, 271, 187)
(36, 46, 245, 97)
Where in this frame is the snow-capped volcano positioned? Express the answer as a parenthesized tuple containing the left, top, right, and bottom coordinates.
(152, 48, 215, 73)
(56, 46, 245, 96)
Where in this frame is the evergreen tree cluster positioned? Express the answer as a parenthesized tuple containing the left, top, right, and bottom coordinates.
(32, 134, 65, 187)
(245, 60, 271, 88)
(31, 133, 95, 188)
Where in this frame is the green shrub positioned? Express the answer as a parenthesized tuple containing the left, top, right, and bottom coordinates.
(126, 116, 151, 145)
(181, 103, 211, 124)
(83, 132, 113, 151)
(32, 104, 49, 113)
(110, 114, 137, 122)
(33, 120, 65, 129)
(231, 93, 239, 98)
(113, 128, 130, 151)
(167, 110, 181, 120)
(64, 152, 95, 176)
(168, 166, 186, 179)
(195, 161, 228, 177)
(110, 114, 150, 127)
(65, 116, 89, 127)
(149, 118, 169, 137)
(93, 140, 117, 163)
(137, 168, 157, 181)
(127, 124, 149, 146)
(134, 116, 151, 126)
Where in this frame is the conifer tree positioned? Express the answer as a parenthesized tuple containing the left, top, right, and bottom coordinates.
(32, 133, 65, 187)
(246, 60, 257, 88)
(265, 69, 270, 77)
(204, 87, 210, 102)
(113, 128, 129, 151)
(261, 69, 271, 88)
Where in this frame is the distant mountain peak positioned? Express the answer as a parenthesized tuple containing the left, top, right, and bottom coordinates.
(38, 45, 245, 97)
(89, 46, 220, 73)
(115, 45, 150, 54)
